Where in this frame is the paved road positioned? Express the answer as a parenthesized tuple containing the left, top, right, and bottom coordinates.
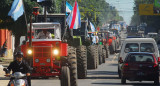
(31, 54, 156, 86)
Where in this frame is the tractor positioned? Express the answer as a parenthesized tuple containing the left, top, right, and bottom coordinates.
(98, 30, 110, 60)
(21, 22, 77, 86)
(72, 20, 100, 71)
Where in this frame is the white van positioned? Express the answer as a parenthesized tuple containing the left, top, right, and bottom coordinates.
(118, 38, 159, 78)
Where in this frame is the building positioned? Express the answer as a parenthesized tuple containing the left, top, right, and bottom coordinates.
(0, 29, 14, 58)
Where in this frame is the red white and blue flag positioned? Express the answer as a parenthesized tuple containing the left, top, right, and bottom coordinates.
(67, 1, 81, 29)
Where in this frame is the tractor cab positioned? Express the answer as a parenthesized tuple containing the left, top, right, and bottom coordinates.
(31, 22, 61, 40)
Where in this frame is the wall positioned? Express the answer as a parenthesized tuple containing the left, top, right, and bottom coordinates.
(0, 29, 13, 58)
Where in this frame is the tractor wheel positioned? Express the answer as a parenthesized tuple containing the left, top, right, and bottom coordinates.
(61, 66, 70, 86)
(68, 46, 77, 86)
(98, 45, 103, 65)
(105, 44, 110, 58)
(109, 41, 115, 54)
(77, 45, 87, 79)
(102, 48, 106, 63)
(87, 45, 97, 69)
(94, 45, 99, 67)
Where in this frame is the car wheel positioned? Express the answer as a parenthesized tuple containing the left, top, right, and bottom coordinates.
(121, 77, 126, 84)
(154, 76, 159, 85)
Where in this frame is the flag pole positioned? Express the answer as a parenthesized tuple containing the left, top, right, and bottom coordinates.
(22, 0, 29, 41)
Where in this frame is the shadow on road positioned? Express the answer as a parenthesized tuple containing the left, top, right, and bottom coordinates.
(92, 82, 156, 86)
(86, 76, 119, 79)
(87, 71, 118, 75)
(86, 71, 119, 80)
(108, 63, 118, 66)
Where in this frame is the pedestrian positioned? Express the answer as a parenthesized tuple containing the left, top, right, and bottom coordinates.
(1, 41, 7, 57)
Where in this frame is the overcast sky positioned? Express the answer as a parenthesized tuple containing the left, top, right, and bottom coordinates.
(105, 0, 134, 25)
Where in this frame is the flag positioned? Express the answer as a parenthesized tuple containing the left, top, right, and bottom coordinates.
(90, 22, 95, 32)
(66, 1, 73, 13)
(8, 0, 24, 21)
(37, 0, 45, 2)
(66, 1, 81, 29)
(155, 0, 160, 8)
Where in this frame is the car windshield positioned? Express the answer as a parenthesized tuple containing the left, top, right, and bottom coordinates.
(125, 54, 154, 62)
(140, 43, 155, 53)
(125, 43, 139, 52)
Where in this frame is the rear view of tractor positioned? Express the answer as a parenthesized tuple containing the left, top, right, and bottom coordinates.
(71, 20, 99, 78)
(98, 30, 110, 60)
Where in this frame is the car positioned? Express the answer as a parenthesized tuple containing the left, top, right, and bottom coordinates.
(120, 52, 160, 85)
(118, 38, 159, 78)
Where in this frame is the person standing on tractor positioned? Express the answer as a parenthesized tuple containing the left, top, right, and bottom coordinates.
(37, 29, 52, 39)
(5, 51, 31, 86)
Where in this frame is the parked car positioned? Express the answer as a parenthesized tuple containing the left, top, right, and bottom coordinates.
(120, 52, 160, 85)
(118, 38, 159, 78)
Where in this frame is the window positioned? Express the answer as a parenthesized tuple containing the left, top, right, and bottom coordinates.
(140, 43, 155, 53)
(126, 54, 154, 62)
(125, 43, 139, 52)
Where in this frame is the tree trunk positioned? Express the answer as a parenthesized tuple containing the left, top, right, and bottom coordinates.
(13, 34, 21, 60)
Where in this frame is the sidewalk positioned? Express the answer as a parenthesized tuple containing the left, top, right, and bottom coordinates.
(0, 57, 13, 86)
(0, 57, 11, 86)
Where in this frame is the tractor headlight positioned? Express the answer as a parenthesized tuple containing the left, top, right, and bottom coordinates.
(46, 59, 51, 62)
(27, 49, 32, 55)
(35, 59, 39, 63)
(53, 49, 59, 55)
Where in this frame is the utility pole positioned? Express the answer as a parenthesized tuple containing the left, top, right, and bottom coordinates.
(44, 6, 47, 22)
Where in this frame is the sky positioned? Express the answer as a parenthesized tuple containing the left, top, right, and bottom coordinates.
(105, 0, 134, 25)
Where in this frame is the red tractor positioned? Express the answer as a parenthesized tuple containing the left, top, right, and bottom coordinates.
(97, 31, 110, 59)
(21, 23, 77, 86)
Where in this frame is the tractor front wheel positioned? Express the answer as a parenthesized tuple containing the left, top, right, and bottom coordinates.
(61, 66, 70, 86)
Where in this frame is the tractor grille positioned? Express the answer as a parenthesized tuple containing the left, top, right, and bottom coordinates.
(33, 46, 52, 58)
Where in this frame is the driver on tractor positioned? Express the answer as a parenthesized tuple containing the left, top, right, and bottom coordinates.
(37, 29, 52, 39)
(5, 51, 31, 86)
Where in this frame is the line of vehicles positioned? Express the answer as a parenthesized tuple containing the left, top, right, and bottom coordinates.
(117, 33, 160, 85)
(3, 13, 122, 86)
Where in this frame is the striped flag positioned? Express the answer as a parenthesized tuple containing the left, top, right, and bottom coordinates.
(90, 22, 95, 32)
(8, 0, 24, 21)
(66, 1, 81, 29)
(66, 1, 72, 13)
(37, 0, 45, 2)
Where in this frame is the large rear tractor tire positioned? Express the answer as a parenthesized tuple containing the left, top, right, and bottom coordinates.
(105, 44, 110, 58)
(61, 66, 70, 86)
(98, 45, 103, 65)
(68, 46, 77, 86)
(87, 45, 97, 69)
(77, 45, 87, 79)
(102, 48, 106, 63)
(109, 41, 115, 54)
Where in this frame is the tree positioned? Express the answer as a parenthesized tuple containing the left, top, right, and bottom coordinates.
(0, 0, 38, 55)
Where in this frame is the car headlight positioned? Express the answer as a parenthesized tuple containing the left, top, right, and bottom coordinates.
(27, 49, 32, 55)
(35, 59, 39, 63)
(53, 49, 59, 55)
(46, 59, 51, 62)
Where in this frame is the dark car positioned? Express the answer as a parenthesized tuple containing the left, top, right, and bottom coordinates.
(120, 52, 160, 85)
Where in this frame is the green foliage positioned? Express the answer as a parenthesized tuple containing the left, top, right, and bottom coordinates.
(0, 0, 122, 35)
(55, 0, 123, 27)
(0, 0, 38, 36)
(130, 0, 160, 31)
